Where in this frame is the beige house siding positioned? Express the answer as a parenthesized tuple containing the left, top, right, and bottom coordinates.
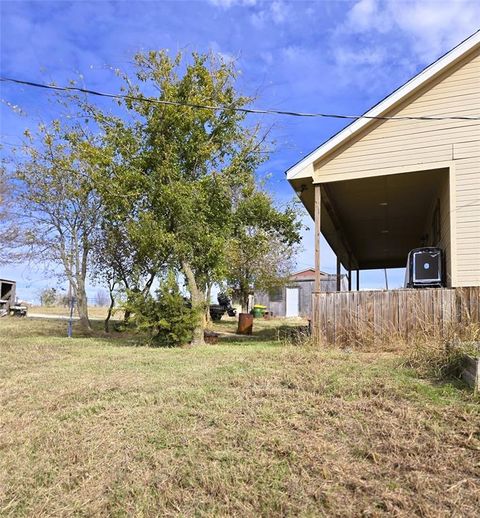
(423, 172, 451, 285)
(439, 174, 451, 285)
(313, 47, 480, 287)
(313, 49, 480, 183)
(454, 157, 480, 286)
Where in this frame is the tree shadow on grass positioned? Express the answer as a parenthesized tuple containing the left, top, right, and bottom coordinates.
(4, 316, 310, 350)
(211, 317, 309, 342)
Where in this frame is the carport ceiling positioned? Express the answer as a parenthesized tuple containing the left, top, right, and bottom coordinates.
(322, 168, 448, 269)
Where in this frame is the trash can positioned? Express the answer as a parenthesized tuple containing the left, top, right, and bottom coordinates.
(237, 313, 253, 335)
(252, 305, 266, 318)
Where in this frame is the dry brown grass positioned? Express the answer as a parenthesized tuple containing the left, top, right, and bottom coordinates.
(315, 315, 480, 383)
(0, 317, 479, 517)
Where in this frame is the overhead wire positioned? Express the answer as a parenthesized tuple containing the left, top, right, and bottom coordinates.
(1, 76, 480, 121)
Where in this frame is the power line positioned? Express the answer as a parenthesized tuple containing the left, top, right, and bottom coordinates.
(1, 76, 480, 121)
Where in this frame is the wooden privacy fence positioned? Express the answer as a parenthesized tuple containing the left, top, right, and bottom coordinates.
(312, 287, 480, 345)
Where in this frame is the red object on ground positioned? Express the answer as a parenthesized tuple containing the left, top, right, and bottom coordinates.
(237, 313, 253, 335)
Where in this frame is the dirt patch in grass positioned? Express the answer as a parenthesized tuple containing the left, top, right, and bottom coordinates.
(28, 305, 124, 320)
(211, 316, 308, 340)
(0, 318, 479, 516)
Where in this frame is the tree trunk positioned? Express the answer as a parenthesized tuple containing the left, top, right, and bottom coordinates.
(104, 282, 116, 333)
(242, 291, 249, 314)
(75, 279, 91, 331)
(240, 278, 249, 313)
(182, 260, 205, 346)
(124, 286, 138, 325)
(75, 237, 91, 331)
(205, 281, 212, 325)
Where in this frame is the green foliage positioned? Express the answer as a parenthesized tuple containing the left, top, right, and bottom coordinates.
(89, 50, 272, 341)
(0, 164, 17, 261)
(7, 50, 303, 341)
(226, 188, 303, 310)
(93, 50, 259, 273)
(126, 272, 199, 347)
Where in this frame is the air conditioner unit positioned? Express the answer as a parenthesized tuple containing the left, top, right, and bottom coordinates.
(404, 247, 444, 288)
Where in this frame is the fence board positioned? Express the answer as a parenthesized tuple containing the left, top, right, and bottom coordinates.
(312, 288, 480, 345)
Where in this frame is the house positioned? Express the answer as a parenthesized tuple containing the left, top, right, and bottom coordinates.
(286, 31, 480, 341)
(254, 268, 346, 318)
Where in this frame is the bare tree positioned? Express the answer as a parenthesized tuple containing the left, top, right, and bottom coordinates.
(0, 162, 19, 260)
(89, 222, 164, 331)
(10, 122, 104, 330)
(94, 289, 109, 307)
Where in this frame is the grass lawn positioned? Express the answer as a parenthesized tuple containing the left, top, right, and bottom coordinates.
(1, 317, 479, 517)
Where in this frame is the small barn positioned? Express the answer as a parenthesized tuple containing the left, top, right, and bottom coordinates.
(254, 268, 346, 318)
(0, 278, 16, 312)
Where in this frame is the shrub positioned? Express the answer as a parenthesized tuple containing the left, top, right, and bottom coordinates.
(125, 272, 198, 347)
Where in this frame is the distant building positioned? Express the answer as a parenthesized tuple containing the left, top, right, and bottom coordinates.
(254, 268, 346, 318)
(0, 278, 16, 314)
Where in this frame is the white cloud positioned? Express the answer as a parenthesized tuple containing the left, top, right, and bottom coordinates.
(270, 1, 288, 24)
(346, 0, 388, 32)
(328, 0, 480, 93)
(388, 0, 480, 62)
(250, 0, 290, 28)
(259, 50, 273, 65)
(334, 47, 386, 67)
(207, 0, 289, 27)
(282, 45, 302, 62)
(208, 41, 236, 63)
(208, 0, 257, 8)
(342, 0, 480, 62)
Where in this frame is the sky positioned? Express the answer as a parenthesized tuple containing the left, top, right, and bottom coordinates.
(1, 0, 479, 302)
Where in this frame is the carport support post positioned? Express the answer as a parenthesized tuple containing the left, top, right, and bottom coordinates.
(356, 269, 360, 291)
(348, 254, 352, 291)
(336, 257, 341, 291)
(314, 184, 321, 293)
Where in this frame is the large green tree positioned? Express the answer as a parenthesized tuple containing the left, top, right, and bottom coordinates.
(92, 51, 267, 344)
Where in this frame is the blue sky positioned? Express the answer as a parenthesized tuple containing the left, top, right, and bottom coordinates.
(1, 0, 479, 302)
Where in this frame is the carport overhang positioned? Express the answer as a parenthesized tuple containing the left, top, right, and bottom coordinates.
(290, 167, 449, 273)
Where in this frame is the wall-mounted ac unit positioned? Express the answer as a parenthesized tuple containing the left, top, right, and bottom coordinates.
(404, 247, 444, 288)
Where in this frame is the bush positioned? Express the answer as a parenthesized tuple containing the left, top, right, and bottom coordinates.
(125, 272, 198, 347)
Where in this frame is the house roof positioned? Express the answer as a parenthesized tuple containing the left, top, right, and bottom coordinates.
(290, 268, 331, 281)
(286, 30, 480, 181)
